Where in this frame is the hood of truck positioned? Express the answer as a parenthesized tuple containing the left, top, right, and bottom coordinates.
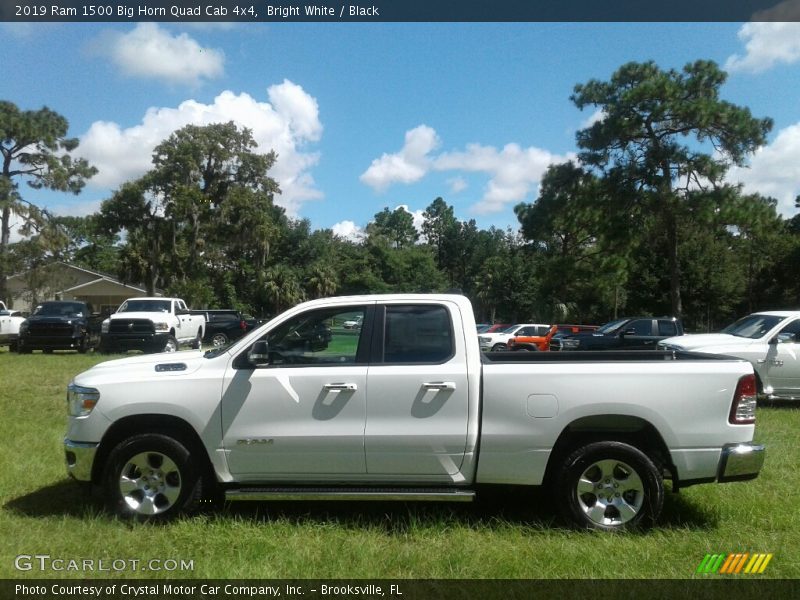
(73, 350, 208, 386)
(108, 312, 168, 321)
(660, 333, 754, 351)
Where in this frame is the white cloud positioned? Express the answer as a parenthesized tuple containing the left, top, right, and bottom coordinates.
(80, 82, 323, 215)
(447, 177, 468, 194)
(360, 125, 440, 192)
(361, 126, 569, 215)
(727, 122, 800, 215)
(393, 204, 426, 233)
(579, 108, 606, 129)
(331, 220, 365, 242)
(725, 22, 800, 73)
(102, 23, 224, 86)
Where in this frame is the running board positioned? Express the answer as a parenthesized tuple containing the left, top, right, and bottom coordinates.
(225, 486, 476, 503)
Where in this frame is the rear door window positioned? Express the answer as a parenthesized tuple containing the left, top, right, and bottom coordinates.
(382, 305, 454, 364)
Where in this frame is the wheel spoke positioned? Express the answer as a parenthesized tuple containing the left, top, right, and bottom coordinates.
(119, 476, 140, 495)
(615, 498, 639, 523)
(586, 501, 608, 524)
(577, 476, 596, 495)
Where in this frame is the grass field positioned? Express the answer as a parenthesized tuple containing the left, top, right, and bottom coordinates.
(1, 348, 798, 579)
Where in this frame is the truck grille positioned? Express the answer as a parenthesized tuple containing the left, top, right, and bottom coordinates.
(27, 322, 73, 336)
(109, 319, 155, 334)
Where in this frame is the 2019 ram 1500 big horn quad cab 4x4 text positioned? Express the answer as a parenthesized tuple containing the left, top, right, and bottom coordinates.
(64, 294, 764, 530)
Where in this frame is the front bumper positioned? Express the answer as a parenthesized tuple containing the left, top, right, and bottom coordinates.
(101, 332, 168, 351)
(718, 442, 766, 482)
(19, 335, 83, 350)
(64, 439, 99, 482)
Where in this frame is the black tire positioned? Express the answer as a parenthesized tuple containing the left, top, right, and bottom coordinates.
(9, 341, 17, 352)
(210, 332, 229, 347)
(162, 335, 178, 353)
(555, 441, 663, 531)
(103, 433, 202, 521)
(491, 343, 507, 352)
(43, 348, 53, 354)
(77, 335, 89, 354)
(191, 330, 202, 350)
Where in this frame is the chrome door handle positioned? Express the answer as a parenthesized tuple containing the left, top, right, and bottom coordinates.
(423, 381, 456, 391)
(324, 383, 358, 391)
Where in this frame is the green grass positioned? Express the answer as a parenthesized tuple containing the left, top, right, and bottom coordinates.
(1, 347, 798, 579)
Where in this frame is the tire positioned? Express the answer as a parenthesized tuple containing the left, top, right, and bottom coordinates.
(43, 348, 53, 354)
(162, 335, 178, 353)
(491, 343, 507, 352)
(103, 433, 201, 521)
(211, 332, 229, 347)
(555, 441, 663, 531)
(77, 335, 89, 354)
(191, 330, 202, 350)
(9, 341, 17, 352)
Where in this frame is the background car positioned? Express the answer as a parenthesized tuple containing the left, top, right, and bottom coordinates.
(343, 316, 363, 329)
(478, 323, 551, 352)
(191, 309, 251, 347)
(17, 301, 102, 354)
(551, 317, 683, 351)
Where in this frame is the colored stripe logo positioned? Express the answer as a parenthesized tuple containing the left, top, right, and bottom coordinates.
(696, 553, 772, 574)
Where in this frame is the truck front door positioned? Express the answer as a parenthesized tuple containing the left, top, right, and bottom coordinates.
(365, 303, 470, 478)
(221, 304, 373, 478)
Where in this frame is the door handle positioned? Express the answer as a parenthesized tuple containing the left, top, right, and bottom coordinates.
(423, 381, 456, 391)
(324, 383, 358, 391)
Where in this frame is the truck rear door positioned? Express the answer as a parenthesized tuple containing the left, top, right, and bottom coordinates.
(365, 302, 470, 477)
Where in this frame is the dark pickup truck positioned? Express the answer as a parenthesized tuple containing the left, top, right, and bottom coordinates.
(550, 316, 683, 351)
(17, 301, 102, 353)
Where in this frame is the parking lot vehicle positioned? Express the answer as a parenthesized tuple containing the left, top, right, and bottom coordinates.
(551, 317, 683, 351)
(0, 309, 26, 351)
(17, 301, 101, 354)
(479, 323, 551, 351)
(660, 310, 800, 401)
(509, 324, 599, 352)
(99, 297, 205, 354)
(343, 315, 363, 329)
(191, 309, 250, 348)
(64, 294, 763, 530)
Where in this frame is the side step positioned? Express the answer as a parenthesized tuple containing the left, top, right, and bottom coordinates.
(225, 486, 476, 503)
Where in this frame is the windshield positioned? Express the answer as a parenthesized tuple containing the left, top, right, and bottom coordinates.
(32, 302, 85, 317)
(596, 318, 630, 334)
(118, 300, 171, 313)
(720, 314, 784, 339)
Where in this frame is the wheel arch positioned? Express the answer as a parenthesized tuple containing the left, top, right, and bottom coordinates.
(542, 414, 675, 488)
(92, 414, 217, 489)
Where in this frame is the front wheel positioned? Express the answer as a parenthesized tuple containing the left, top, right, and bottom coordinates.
(555, 441, 663, 531)
(191, 330, 202, 350)
(491, 343, 507, 352)
(162, 335, 178, 353)
(103, 433, 201, 520)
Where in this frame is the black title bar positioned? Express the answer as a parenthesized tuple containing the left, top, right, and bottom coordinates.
(2, 0, 800, 22)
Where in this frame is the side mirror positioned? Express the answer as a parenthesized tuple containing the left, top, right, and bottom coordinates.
(247, 340, 270, 366)
(771, 333, 796, 345)
(175, 308, 189, 316)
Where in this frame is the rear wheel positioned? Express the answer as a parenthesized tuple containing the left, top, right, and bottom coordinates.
(211, 332, 229, 347)
(555, 441, 663, 531)
(103, 433, 201, 521)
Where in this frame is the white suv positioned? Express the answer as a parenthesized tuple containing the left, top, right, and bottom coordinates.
(478, 323, 551, 351)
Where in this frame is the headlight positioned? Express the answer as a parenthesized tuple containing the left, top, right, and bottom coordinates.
(153, 322, 169, 332)
(478, 336, 489, 343)
(101, 319, 110, 333)
(67, 383, 100, 417)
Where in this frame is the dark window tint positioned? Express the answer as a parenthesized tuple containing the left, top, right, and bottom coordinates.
(628, 320, 653, 336)
(658, 320, 678, 336)
(384, 305, 453, 364)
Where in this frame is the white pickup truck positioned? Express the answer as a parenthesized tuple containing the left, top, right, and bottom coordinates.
(0, 308, 26, 351)
(660, 310, 800, 401)
(64, 294, 764, 530)
(99, 297, 205, 354)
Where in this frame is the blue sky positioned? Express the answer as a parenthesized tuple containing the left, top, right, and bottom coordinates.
(4, 21, 800, 239)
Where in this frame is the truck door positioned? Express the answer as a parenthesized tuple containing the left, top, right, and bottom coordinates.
(365, 303, 470, 477)
(620, 319, 660, 349)
(221, 304, 373, 477)
(765, 319, 800, 396)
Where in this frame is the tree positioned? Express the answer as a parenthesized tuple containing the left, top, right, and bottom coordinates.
(572, 60, 772, 316)
(368, 206, 418, 248)
(0, 101, 96, 302)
